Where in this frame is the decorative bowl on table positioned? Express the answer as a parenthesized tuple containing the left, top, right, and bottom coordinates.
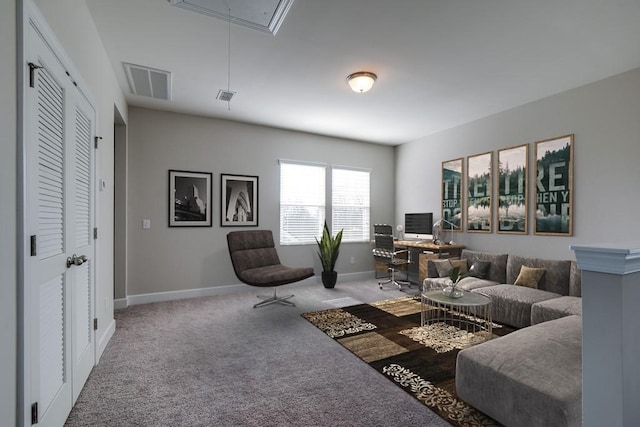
(442, 286, 464, 299)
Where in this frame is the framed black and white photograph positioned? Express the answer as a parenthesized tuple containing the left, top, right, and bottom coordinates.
(467, 151, 493, 233)
(169, 170, 212, 227)
(221, 174, 258, 227)
(497, 143, 528, 234)
(535, 134, 574, 236)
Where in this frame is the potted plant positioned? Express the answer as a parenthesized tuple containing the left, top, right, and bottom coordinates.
(443, 266, 466, 298)
(315, 221, 343, 288)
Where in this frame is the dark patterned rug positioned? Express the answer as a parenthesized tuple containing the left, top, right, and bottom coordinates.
(302, 295, 515, 427)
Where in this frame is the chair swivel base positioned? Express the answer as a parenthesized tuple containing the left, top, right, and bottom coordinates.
(254, 287, 295, 308)
(378, 279, 411, 290)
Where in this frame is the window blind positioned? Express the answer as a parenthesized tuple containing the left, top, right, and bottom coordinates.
(280, 162, 326, 245)
(332, 167, 370, 242)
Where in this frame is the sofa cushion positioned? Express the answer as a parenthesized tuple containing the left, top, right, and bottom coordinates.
(506, 255, 571, 296)
(531, 296, 582, 325)
(431, 259, 453, 277)
(457, 276, 500, 291)
(473, 284, 560, 328)
(514, 265, 546, 288)
(456, 315, 582, 427)
(460, 250, 508, 283)
(450, 258, 468, 275)
(423, 275, 499, 292)
(468, 260, 491, 279)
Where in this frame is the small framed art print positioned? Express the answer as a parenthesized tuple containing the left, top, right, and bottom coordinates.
(169, 170, 212, 227)
(221, 174, 258, 227)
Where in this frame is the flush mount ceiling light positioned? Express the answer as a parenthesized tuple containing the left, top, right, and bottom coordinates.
(346, 71, 377, 93)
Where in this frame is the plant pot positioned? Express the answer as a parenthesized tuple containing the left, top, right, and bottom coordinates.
(321, 271, 338, 288)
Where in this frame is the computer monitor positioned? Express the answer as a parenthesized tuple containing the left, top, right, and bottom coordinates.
(404, 212, 433, 241)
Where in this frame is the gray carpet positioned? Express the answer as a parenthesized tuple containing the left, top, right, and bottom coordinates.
(65, 279, 451, 426)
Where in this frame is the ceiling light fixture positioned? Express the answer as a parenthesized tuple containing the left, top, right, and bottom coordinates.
(346, 71, 377, 93)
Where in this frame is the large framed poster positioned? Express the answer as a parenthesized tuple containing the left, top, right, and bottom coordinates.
(441, 158, 463, 231)
(534, 134, 574, 236)
(497, 144, 528, 234)
(169, 170, 212, 227)
(467, 151, 492, 233)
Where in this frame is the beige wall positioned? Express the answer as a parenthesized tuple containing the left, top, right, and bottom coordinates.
(396, 67, 640, 260)
(1, 0, 17, 424)
(126, 107, 395, 297)
(34, 0, 127, 354)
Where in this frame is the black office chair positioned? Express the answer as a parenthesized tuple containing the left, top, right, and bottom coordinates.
(372, 224, 411, 290)
(227, 230, 314, 308)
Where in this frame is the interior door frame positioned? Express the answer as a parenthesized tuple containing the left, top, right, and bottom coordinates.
(18, 1, 99, 425)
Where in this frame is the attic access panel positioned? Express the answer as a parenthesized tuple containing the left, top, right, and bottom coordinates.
(169, 0, 294, 35)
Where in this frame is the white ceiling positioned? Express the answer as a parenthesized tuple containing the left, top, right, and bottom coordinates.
(85, 0, 640, 145)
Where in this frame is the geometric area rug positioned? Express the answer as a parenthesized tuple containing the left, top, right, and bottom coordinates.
(302, 296, 514, 427)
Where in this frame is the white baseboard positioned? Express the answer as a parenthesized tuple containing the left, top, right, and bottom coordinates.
(326, 271, 376, 283)
(124, 283, 247, 307)
(114, 298, 128, 310)
(96, 317, 116, 363)
(114, 272, 376, 309)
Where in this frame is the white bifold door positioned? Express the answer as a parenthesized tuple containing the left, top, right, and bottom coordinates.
(25, 14, 96, 427)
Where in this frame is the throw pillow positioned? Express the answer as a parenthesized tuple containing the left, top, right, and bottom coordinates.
(468, 261, 491, 279)
(449, 259, 468, 275)
(514, 266, 546, 288)
(432, 259, 453, 278)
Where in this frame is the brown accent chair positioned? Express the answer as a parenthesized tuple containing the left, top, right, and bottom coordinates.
(227, 230, 314, 308)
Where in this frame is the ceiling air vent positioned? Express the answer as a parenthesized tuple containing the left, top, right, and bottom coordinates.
(123, 63, 172, 100)
(216, 90, 236, 102)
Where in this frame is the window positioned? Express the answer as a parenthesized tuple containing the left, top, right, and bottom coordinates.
(280, 162, 371, 245)
(279, 161, 326, 245)
(332, 168, 370, 242)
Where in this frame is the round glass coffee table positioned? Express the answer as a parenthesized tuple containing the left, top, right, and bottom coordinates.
(421, 289, 493, 344)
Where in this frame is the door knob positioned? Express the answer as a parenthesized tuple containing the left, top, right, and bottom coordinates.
(66, 254, 88, 268)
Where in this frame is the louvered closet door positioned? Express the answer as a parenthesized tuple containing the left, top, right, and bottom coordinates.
(26, 18, 96, 427)
(70, 90, 96, 403)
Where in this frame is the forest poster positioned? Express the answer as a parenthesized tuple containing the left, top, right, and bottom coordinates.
(441, 158, 463, 231)
(467, 152, 492, 233)
(498, 144, 528, 234)
(534, 135, 574, 236)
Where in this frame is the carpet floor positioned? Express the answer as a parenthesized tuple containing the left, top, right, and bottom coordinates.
(65, 279, 452, 426)
(302, 295, 515, 427)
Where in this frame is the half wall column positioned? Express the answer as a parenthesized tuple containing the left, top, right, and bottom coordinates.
(571, 243, 640, 427)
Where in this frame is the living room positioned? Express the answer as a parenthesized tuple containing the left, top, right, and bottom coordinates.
(3, 0, 640, 425)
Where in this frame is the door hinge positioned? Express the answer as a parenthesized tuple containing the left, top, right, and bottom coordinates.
(93, 228, 98, 239)
(94, 136, 102, 149)
(93, 318, 98, 331)
(30, 235, 37, 256)
(31, 402, 38, 425)
(28, 62, 43, 88)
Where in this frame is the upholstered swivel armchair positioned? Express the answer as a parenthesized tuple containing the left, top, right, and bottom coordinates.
(227, 230, 314, 308)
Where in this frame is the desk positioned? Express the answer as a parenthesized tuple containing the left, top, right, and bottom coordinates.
(374, 240, 465, 285)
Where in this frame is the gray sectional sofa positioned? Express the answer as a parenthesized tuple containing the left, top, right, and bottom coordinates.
(425, 249, 582, 328)
(424, 249, 583, 427)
